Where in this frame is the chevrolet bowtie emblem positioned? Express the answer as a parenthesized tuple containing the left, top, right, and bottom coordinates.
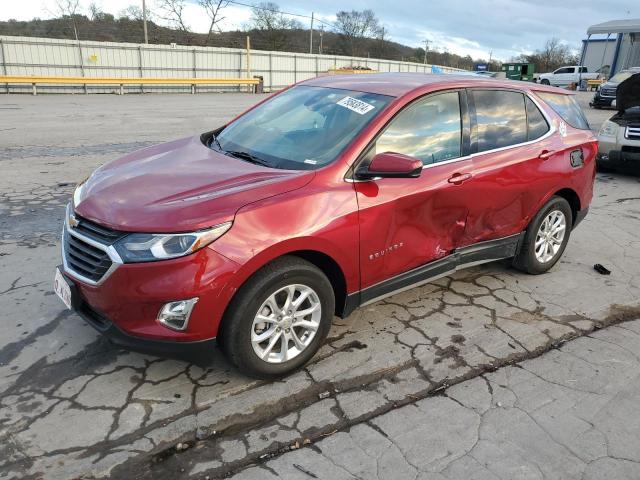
(68, 213, 80, 228)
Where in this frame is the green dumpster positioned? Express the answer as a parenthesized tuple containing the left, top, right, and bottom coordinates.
(501, 62, 535, 81)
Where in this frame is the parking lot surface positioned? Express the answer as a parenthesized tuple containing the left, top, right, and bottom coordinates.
(1, 91, 639, 479)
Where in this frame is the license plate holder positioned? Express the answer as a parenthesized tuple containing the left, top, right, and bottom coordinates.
(54, 267, 74, 310)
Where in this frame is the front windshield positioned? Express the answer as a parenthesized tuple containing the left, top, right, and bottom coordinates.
(610, 71, 635, 83)
(214, 85, 392, 170)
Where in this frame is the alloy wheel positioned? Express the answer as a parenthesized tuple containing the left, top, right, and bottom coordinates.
(534, 210, 567, 264)
(250, 284, 322, 363)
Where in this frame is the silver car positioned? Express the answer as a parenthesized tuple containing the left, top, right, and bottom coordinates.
(597, 73, 640, 171)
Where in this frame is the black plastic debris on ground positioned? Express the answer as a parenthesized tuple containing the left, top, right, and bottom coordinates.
(594, 264, 612, 275)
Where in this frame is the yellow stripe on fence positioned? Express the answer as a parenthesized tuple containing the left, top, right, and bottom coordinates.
(0, 75, 260, 94)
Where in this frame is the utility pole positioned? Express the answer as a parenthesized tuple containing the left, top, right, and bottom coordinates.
(142, 0, 148, 44)
(246, 36, 251, 78)
(423, 39, 430, 64)
(309, 12, 314, 54)
(488, 50, 493, 70)
(319, 25, 324, 55)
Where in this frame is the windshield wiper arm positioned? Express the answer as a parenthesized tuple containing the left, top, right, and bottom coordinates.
(225, 150, 271, 167)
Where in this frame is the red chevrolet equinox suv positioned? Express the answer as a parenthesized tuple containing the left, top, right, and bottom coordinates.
(55, 73, 597, 377)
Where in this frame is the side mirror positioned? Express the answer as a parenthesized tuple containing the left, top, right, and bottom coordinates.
(355, 152, 423, 180)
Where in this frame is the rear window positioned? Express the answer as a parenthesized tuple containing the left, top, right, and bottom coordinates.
(536, 92, 590, 130)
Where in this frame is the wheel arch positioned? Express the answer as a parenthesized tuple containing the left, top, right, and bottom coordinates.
(218, 243, 352, 336)
(286, 250, 348, 317)
(553, 188, 581, 226)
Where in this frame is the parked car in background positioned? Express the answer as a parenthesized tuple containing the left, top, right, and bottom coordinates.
(474, 71, 498, 78)
(55, 73, 597, 378)
(591, 67, 640, 109)
(597, 73, 640, 170)
(538, 66, 599, 87)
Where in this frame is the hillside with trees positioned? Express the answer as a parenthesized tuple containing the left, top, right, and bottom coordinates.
(0, 2, 493, 70)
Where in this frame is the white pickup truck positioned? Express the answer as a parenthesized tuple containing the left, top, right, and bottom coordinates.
(537, 66, 599, 87)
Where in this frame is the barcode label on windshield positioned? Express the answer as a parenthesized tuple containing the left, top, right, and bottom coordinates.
(337, 96, 375, 115)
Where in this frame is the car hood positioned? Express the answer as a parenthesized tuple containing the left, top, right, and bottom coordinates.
(617, 73, 640, 112)
(74, 135, 314, 232)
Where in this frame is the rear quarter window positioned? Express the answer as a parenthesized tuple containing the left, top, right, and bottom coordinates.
(525, 97, 549, 140)
(536, 92, 590, 130)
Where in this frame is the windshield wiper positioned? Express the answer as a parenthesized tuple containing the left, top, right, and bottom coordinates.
(225, 150, 272, 167)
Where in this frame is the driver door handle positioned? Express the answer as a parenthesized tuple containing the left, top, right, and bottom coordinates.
(447, 172, 472, 185)
(538, 149, 556, 160)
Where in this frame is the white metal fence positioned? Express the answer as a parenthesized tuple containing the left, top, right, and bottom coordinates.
(0, 35, 464, 94)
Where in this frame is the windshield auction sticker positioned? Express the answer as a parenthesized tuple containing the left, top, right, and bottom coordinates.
(337, 96, 375, 115)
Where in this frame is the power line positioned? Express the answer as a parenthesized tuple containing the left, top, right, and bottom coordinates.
(222, 0, 337, 29)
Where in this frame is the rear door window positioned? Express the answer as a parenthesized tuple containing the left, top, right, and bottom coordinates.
(526, 97, 550, 140)
(535, 92, 590, 130)
(471, 90, 527, 152)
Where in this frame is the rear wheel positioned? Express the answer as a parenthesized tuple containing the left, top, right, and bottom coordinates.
(219, 256, 334, 378)
(513, 196, 572, 274)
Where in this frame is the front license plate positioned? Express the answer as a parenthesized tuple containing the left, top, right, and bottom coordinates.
(54, 268, 72, 310)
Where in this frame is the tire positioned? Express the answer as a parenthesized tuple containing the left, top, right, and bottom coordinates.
(513, 196, 572, 275)
(540, 79, 550, 85)
(219, 256, 334, 378)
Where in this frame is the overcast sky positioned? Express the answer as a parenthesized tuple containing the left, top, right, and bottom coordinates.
(2, 0, 638, 60)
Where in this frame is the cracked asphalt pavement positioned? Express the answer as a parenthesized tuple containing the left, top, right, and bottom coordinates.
(1, 92, 639, 480)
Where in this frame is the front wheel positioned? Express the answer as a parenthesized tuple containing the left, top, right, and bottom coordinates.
(219, 256, 334, 378)
(540, 79, 550, 85)
(513, 196, 572, 274)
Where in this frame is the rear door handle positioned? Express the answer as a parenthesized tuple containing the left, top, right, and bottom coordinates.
(538, 149, 556, 160)
(447, 173, 472, 185)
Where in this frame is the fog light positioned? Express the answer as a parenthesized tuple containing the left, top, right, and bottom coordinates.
(157, 298, 198, 331)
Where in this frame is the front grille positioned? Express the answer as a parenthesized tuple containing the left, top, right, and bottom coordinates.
(73, 216, 126, 245)
(63, 229, 113, 283)
(625, 126, 640, 140)
(600, 86, 616, 98)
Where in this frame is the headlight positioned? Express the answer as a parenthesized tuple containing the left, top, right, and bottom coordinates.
(114, 222, 232, 263)
(598, 120, 619, 137)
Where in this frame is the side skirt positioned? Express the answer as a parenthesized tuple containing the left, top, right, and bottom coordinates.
(341, 232, 524, 317)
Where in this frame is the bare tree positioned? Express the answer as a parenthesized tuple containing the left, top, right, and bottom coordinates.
(54, 0, 81, 40)
(119, 5, 154, 22)
(88, 2, 104, 21)
(249, 2, 302, 51)
(119, 5, 143, 21)
(157, 0, 189, 32)
(198, 0, 229, 46)
(514, 38, 578, 72)
(335, 9, 380, 56)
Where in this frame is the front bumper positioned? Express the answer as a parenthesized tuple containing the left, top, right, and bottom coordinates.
(590, 93, 615, 108)
(62, 243, 241, 343)
(71, 283, 217, 354)
(599, 149, 640, 165)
